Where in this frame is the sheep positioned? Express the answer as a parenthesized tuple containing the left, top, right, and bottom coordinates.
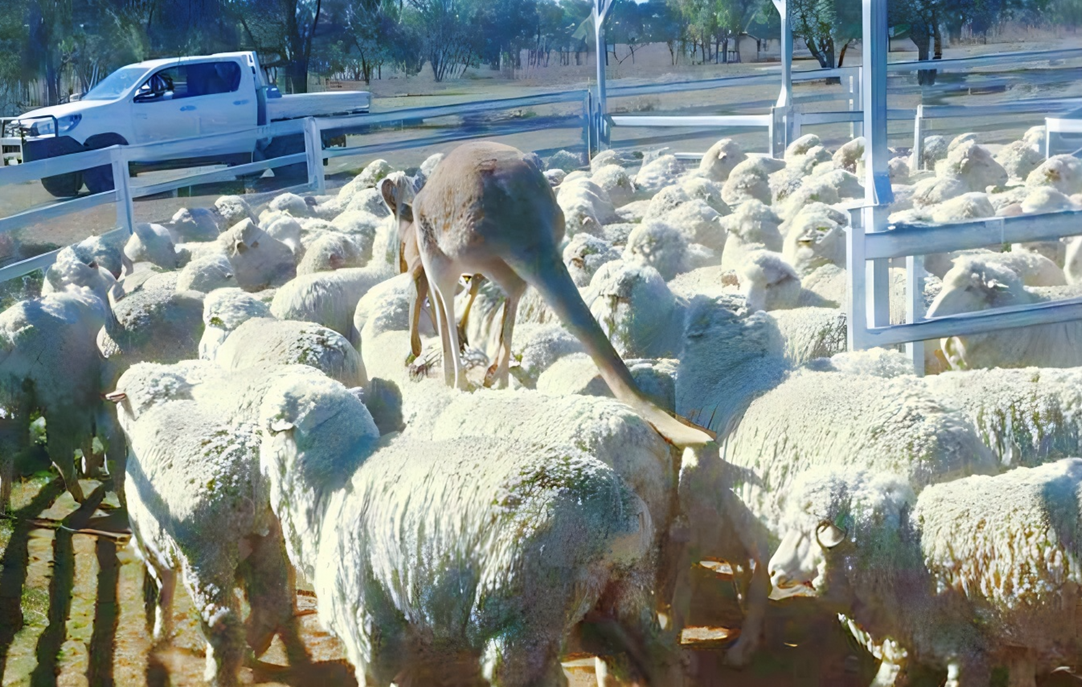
(175, 254, 239, 293)
(295, 232, 365, 275)
(557, 177, 620, 236)
(98, 287, 206, 389)
(266, 191, 310, 218)
(832, 137, 864, 172)
(1026, 153, 1082, 195)
(535, 354, 677, 413)
(563, 233, 621, 287)
(782, 205, 847, 276)
(214, 195, 255, 227)
(674, 293, 996, 666)
(623, 221, 689, 281)
(995, 139, 1044, 181)
(199, 288, 272, 361)
(720, 199, 782, 272)
(125, 222, 182, 270)
(262, 215, 304, 256)
(586, 261, 685, 360)
(258, 375, 684, 686)
(698, 138, 747, 182)
(503, 322, 585, 389)
(769, 306, 848, 365)
(768, 460, 1082, 687)
(269, 265, 390, 346)
(635, 153, 684, 195)
(344, 187, 392, 217)
(546, 148, 584, 172)
(721, 158, 773, 206)
(0, 289, 114, 511)
(940, 140, 1008, 191)
(543, 169, 565, 186)
(417, 152, 445, 185)
(923, 367, 1082, 469)
(213, 317, 367, 387)
(217, 218, 296, 291)
(70, 232, 130, 279)
(653, 198, 725, 253)
(42, 244, 119, 304)
(592, 164, 637, 207)
(927, 191, 995, 224)
(927, 256, 1082, 369)
(113, 396, 307, 686)
(911, 175, 970, 208)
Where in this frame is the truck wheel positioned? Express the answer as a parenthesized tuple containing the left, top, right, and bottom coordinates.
(83, 166, 114, 194)
(41, 172, 84, 198)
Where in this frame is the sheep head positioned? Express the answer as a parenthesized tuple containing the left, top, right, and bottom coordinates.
(768, 468, 914, 607)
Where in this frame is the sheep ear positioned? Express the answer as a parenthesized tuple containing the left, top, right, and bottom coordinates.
(987, 278, 1010, 292)
(103, 391, 126, 403)
(379, 177, 399, 215)
(269, 419, 294, 434)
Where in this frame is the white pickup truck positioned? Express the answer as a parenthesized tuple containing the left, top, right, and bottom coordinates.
(14, 51, 371, 197)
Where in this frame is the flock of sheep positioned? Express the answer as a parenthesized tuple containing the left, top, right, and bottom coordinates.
(2, 121, 1082, 687)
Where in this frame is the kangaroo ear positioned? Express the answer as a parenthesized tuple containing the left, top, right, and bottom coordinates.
(379, 177, 399, 215)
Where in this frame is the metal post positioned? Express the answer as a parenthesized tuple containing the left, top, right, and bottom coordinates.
(862, 0, 893, 341)
(303, 117, 326, 195)
(911, 104, 924, 174)
(846, 209, 868, 351)
(768, 106, 778, 157)
(906, 254, 926, 375)
(111, 146, 134, 235)
(772, 0, 794, 152)
(1045, 122, 1052, 159)
(583, 91, 595, 158)
(848, 68, 862, 139)
(593, 0, 614, 149)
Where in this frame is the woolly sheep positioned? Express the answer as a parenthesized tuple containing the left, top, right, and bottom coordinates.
(215, 195, 255, 227)
(591, 164, 636, 207)
(199, 288, 272, 360)
(344, 187, 392, 217)
(214, 317, 367, 387)
(927, 191, 995, 224)
(267, 192, 310, 217)
(769, 306, 848, 365)
(0, 290, 113, 511)
(913, 134, 949, 172)
(832, 137, 864, 172)
(503, 322, 585, 389)
(720, 199, 783, 272)
(72, 232, 131, 278)
(1026, 154, 1082, 195)
(563, 233, 621, 287)
(543, 169, 565, 186)
(42, 245, 118, 305)
(587, 261, 684, 359)
(623, 221, 689, 281)
(556, 177, 619, 236)
(680, 175, 728, 215)
(721, 159, 773, 206)
(416, 152, 444, 184)
(928, 256, 1082, 369)
(115, 396, 307, 685)
(258, 375, 683, 686)
(674, 293, 996, 664)
(643, 186, 691, 221)
(535, 354, 677, 414)
(546, 148, 584, 172)
(698, 138, 747, 182)
(940, 140, 1008, 191)
(995, 139, 1044, 181)
(635, 153, 684, 195)
(125, 222, 182, 270)
(175, 254, 239, 293)
(270, 264, 391, 345)
(295, 232, 365, 275)
(769, 460, 1082, 687)
(218, 218, 296, 291)
(911, 175, 970, 208)
(262, 215, 304, 255)
(782, 206, 846, 276)
(654, 198, 725, 252)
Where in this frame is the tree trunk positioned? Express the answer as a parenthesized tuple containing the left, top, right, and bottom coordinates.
(912, 24, 933, 85)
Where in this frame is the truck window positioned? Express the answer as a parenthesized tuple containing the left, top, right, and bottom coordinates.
(187, 62, 241, 96)
(135, 67, 187, 101)
(83, 65, 150, 100)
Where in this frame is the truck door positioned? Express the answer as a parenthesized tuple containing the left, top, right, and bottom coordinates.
(184, 60, 258, 155)
(130, 65, 199, 144)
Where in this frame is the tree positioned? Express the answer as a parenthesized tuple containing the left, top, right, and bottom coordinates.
(786, 0, 861, 70)
(401, 0, 480, 81)
(230, 0, 324, 93)
(475, 0, 538, 71)
(324, 0, 417, 83)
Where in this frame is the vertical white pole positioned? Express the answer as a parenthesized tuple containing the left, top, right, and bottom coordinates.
(593, 0, 612, 148)
(846, 208, 867, 352)
(1045, 121, 1052, 159)
(304, 117, 326, 195)
(861, 0, 893, 347)
(906, 254, 926, 375)
(772, 0, 793, 155)
(111, 146, 134, 235)
(910, 104, 924, 174)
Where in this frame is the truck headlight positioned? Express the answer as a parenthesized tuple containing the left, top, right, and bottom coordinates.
(25, 114, 80, 137)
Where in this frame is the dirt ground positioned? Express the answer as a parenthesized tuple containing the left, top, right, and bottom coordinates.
(3, 473, 1082, 686)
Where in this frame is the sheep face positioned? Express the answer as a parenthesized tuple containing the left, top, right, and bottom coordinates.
(927, 261, 1023, 320)
(587, 262, 678, 358)
(783, 215, 845, 275)
(768, 469, 914, 608)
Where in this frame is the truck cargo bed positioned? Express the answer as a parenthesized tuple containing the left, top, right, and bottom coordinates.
(268, 91, 372, 121)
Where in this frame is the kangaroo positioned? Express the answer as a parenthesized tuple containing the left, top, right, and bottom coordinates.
(381, 142, 714, 448)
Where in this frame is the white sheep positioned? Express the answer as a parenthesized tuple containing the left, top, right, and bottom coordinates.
(721, 158, 774, 206)
(557, 176, 620, 236)
(42, 244, 119, 304)
(654, 198, 725, 253)
(113, 394, 308, 685)
(214, 195, 255, 227)
(940, 140, 1008, 191)
(1026, 154, 1082, 195)
(295, 232, 365, 275)
(634, 153, 684, 195)
(591, 164, 637, 207)
(698, 138, 747, 182)
(782, 205, 846, 276)
(769, 460, 1082, 687)
(680, 175, 729, 215)
(71, 232, 131, 278)
(217, 218, 296, 291)
(269, 264, 391, 345)
(213, 317, 367, 387)
(262, 214, 304, 256)
(994, 139, 1044, 181)
(927, 256, 1082, 369)
(175, 254, 239, 293)
(563, 233, 621, 287)
(720, 199, 783, 272)
(586, 261, 685, 359)
(623, 221, 689, 281)
(198, 288, 271, 360)
(0, 289, 114, 511)
(125, 222, 182, 270)
(163, 207, 222, 244)
(674, 293, 996, 665)
(257, 374, 683, 686)
(832, 137, 864, 172)
(545, 148, 584, 172)
(266, 191, 310, 218)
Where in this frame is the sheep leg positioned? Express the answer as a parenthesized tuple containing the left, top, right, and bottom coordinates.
(45, 424, 84, 504)
(189, 571, 246, 687)
(722, 557, 768, 667)
(240, 526, 308, 665)
(482, 263, 526, 389)
(482, 634, 567, 687)
(143, 560, 177, 645)
(870, 658, 906, 686)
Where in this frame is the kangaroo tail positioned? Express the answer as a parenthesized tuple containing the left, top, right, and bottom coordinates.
(514, 253, 714, 448)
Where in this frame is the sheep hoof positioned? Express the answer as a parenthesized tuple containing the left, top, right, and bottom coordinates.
(722, 635, 759, 668)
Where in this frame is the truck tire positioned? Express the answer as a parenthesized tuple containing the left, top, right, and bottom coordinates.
(82, 135, 128, 194)
(262, 134, 308, 182)
(41, 172, 84, 198)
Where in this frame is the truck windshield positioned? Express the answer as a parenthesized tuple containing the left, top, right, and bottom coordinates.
(83, 66, 150, 101)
